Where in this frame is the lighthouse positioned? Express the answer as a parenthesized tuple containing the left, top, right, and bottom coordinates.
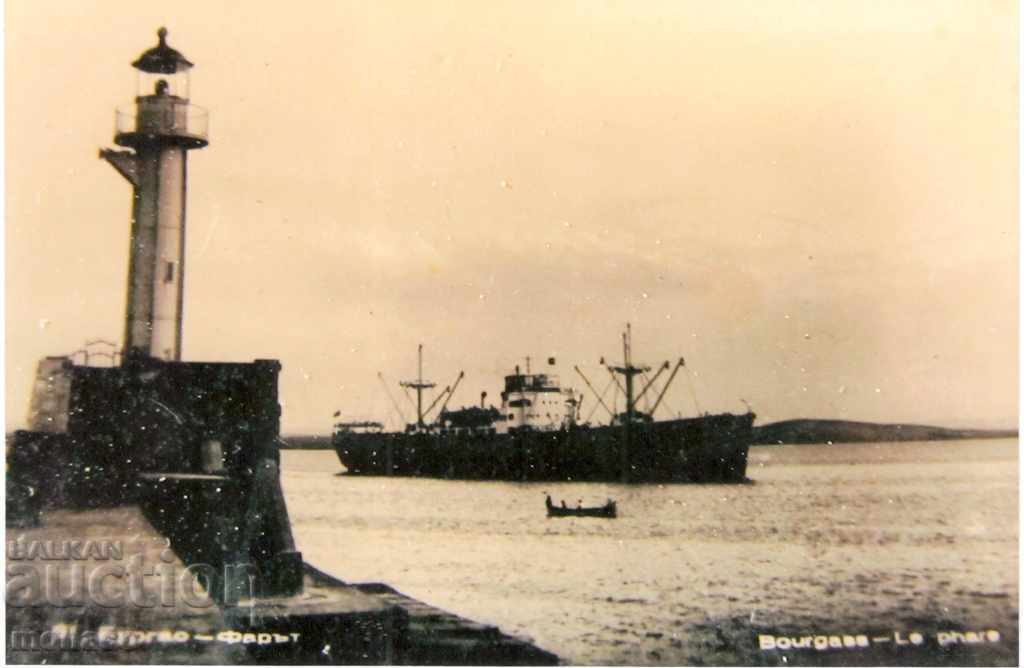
(101, 28, 208, 362)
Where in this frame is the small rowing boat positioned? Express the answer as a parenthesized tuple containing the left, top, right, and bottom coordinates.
(545, 495, 617, 518)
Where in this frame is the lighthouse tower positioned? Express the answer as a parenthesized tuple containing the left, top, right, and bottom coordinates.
(101, 28, 208, 362)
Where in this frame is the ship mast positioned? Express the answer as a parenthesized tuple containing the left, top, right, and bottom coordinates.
(609, 323, 650, 483)
(400, 344, 436, 429)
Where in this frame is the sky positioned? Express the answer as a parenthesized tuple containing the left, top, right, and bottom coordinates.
(5, 1, 1018, 434)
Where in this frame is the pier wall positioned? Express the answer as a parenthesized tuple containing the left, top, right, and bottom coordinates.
(8, 357, 558, 664)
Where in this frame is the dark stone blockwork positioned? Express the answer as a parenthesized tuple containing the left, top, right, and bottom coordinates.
(7, 356, 558, 664)
(12, 356, 304, 599)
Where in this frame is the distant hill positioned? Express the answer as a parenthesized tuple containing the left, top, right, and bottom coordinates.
(278, 435, 334, 450)
(753, 419, 1017, 445)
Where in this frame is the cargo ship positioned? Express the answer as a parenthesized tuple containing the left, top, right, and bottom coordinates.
(333, 326, 755, 483)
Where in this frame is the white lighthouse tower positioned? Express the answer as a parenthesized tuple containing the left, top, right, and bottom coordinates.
(101, 28, 208, 362)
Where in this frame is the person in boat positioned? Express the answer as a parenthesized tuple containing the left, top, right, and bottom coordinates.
(545, 494, 553, 509)
(576, 499, 582, 509)
(560, 500, 566, 508)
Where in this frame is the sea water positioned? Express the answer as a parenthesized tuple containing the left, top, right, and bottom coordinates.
(280, 439, 1018, 665)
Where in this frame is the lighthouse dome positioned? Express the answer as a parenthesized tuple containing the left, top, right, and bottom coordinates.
(132, 27, 193, 74)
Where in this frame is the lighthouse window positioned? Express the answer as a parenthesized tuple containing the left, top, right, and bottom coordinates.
(164, 261, 175, 283)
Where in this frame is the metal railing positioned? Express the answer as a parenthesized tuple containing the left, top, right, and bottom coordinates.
(68, 339, 122, 367)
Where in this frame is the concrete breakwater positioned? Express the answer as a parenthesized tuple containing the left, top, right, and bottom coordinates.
(6, 357, 558, 665)
(6, 507, 558, 665)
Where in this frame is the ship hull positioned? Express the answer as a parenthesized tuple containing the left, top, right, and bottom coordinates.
(333, 412, 755, 483)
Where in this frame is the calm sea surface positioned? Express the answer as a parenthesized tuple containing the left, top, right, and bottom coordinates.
(280, 439, 1018, 665)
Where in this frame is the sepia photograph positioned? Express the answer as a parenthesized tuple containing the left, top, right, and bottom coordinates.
(4, 1, 1019, 665)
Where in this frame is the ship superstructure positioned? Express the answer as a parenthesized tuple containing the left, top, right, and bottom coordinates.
(497, 361, 579, 434)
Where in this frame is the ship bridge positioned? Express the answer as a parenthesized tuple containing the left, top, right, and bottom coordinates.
(503, 373, 561, 393)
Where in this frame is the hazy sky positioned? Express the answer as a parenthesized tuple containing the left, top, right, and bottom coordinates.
(6, 1, 1018, 434)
